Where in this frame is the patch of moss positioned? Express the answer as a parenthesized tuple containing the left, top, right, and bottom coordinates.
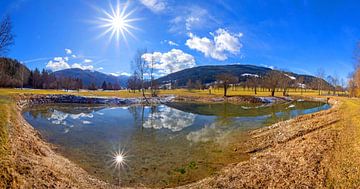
(188, 161, 198, 169)
(175, 167, 186, 174)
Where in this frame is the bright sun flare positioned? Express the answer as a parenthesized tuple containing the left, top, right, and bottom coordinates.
(111, 149, 127, 169)
(97, 1, 139, 43)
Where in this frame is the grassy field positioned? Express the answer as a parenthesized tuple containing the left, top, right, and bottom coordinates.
(0, 87, 347, 99)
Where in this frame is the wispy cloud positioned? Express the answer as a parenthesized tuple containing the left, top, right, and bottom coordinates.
(161, 40, 179, 46)
(84, 58, 93, 63)
(167, 40, 179, 46)
(168, 6, 218, 34)
(139, 0, 166, 13)
(65, 48, 72, 55)
(23, 57, 52, 64)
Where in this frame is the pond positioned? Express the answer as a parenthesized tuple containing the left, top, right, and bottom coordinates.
(23, 100, 330, 187)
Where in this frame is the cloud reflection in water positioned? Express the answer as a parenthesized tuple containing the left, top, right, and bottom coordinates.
(143, 106, 196, 132)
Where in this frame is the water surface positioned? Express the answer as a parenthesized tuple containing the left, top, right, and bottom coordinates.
(23, 100, 330, 187)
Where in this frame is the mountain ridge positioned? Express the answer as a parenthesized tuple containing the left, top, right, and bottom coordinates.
(52, 68, 129, 87)
(155, 64, 328, 87)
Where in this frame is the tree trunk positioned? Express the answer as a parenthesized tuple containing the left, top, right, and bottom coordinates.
(271, 88, 275, 97)
(254, 87, 257, 95)
(224, 84, 228, 97)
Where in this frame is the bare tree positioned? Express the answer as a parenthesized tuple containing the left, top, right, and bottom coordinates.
(186, 79, 193, 91)
(0, 15, 14, 56)
(132, 49, 148, 98)
(264, 70, 283, 97)
(246, 76, 260, 95)
(280, 75, 293, 96)
(127, 72, 140, 93)
(316, 68, 325, 95)
(215, 73, 238, 97)
(331, 73, 339, 95)
(195, 80, 202, 90)
(148, 55, 158, 97)
(295, 76, 304, 94)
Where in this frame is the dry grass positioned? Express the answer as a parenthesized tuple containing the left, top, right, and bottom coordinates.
(0, 87, 345, 99)
(0, 88, 356, 188)
(325, 98, 360, 188)
(0, 95, 21, 188)
(178, 98, 342, 188)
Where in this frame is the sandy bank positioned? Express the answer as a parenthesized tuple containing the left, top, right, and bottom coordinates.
(1, 94, 339, 188)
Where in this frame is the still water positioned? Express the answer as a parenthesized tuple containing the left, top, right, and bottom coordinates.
(23, 100, 330, 187)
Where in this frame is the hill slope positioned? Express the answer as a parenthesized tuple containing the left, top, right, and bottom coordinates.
(0, 57, 31, 88)
(52, 68, 128, 87)
(156, 64, 327, 87)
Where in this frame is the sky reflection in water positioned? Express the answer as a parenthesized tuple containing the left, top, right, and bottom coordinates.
(23, 101, 330, 187)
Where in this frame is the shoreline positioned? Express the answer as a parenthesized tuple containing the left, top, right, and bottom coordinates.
(3, 94, 338, 188)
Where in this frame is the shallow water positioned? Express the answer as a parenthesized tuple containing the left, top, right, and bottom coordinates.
(23, 100, 330, 187)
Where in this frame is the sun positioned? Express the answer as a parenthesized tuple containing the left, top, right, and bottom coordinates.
(97, 0, 140, 43)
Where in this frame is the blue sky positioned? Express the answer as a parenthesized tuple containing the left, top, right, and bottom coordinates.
(0, 0, 358, 80)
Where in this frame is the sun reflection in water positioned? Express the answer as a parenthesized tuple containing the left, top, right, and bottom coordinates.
(111, 149, 128, 170)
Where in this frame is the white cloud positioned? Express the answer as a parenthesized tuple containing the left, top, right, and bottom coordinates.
(84, 59, 93, 63)
(120, 72, 132, 76)
(109, 72, 132, 77)
(45, 50, 102, 72)
(46, 57, 96, 71)
(54, 57, 64, 62)
(71, 63, 94, 70)
(46, 57, 70, 71)
(142, 49, 196, 75)
(186, 28, 243, 61)
(70, 113, 93, 120)
(143, 106, 195, 132)
(139, 0, 166, 13)
(65, 48, 72, 55)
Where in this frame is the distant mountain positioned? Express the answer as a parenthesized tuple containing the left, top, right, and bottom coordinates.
(52, 68, 129, 87)
(156, 64, 329, 87)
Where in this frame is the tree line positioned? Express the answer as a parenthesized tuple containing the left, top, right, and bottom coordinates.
(0, 58, 83, 90)
(185, 69, 342, 97)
